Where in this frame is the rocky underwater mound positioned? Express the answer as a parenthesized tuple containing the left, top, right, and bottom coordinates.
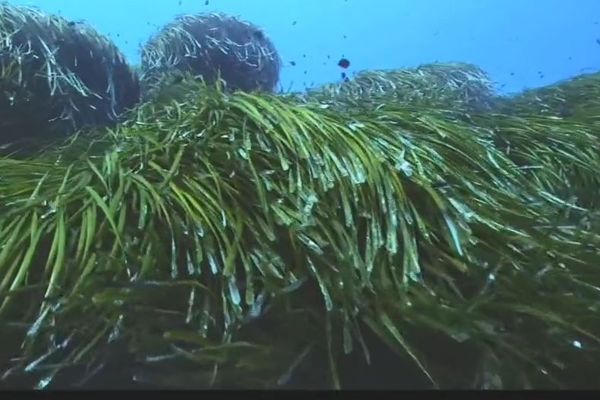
(1, 4, 600, 391)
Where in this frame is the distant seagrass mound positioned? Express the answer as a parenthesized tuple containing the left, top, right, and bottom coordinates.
(140, 13, 281, 100)
(0, 4, 140, 148)
(495, 71, 600, 121)
(299, 62, 499, 112)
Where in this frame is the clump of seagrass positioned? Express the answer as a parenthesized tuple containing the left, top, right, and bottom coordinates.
(299, 62, 498, 112)
(140, 13, 281, 100)
(1, 80, 600, 390)
(496, 71, 600, 121)
(473, 72, 600, 210)
(0, 3, 140, 148)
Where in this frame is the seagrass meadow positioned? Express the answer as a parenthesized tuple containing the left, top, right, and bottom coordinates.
(1, 58, 600, 389)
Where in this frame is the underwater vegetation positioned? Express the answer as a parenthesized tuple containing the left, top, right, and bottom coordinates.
(300, 62, 498, 113)
(0, 3, 140, 151)
(140, 13, 281, 100)
(483, 74, 600, 211)
(1, 3, 600, 391)
(497, 71, 600, 121)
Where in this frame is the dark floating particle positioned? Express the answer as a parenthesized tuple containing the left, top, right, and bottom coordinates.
(338, 58, 350, 69)
(205, 0, 209, 5)
(290, 61, 296, 66)
(292, 21, 297, 25)
(253, 30, 264, 40)
(596, 38, 600, 46)
(341, 72, 350, 82)
(510, 72, 515, 76)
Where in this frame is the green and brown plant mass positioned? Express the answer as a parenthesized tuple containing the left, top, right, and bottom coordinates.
(0, 62, 599, 390)
(0, 4, 140, 150)
(140, 13, 281, 100)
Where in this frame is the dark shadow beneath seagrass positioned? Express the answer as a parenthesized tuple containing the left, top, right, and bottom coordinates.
(0, 325, 433, 390)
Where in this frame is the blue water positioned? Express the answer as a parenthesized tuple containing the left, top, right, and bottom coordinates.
(8, 0, 600, 93)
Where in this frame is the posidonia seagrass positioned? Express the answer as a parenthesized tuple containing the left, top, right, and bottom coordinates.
(1, 67, 600, 389)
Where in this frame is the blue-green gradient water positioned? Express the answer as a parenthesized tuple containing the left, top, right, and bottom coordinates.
(8, 0, 600, 94)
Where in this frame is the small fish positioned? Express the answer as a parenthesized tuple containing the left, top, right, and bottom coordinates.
(341, 72, 350, 82)
(338, 58, 350, 69)
(67, 20, 85, 27)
